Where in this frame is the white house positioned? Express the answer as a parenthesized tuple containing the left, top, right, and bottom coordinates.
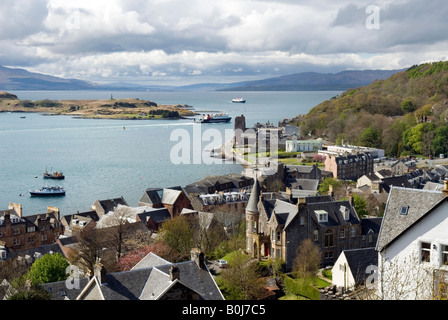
(376, 183, 448, 300)
(332, 248, 377, 292)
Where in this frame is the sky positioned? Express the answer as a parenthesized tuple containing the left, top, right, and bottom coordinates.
(1, 0, 447, 86)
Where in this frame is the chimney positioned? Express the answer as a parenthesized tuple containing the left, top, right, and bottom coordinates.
(328, 185, 334, 198)
(47, 206, 60, 220)
(443, 179, 448, 196)
(169, 265, 180, 281)
(8, 203, 22, 218)
(94, 262, 107, 284)
(190, 248, 205, 269)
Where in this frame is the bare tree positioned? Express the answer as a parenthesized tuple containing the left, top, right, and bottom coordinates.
(292, 239, 322, 279)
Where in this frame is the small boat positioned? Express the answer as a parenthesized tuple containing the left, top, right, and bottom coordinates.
(232, 97, 246, 103)
(43, 168, 65, 180)
(195, 113, 232, 123)
(29, 186, 66, 197)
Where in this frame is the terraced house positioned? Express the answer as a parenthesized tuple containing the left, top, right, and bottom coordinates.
(0, 203, 64, 260)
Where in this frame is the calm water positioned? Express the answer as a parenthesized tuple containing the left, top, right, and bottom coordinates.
(1, 90, 340, 216)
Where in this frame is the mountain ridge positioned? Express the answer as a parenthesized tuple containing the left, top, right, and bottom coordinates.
(0, 65, 401, 91)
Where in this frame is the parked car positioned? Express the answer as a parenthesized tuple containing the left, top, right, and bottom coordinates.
(217, 259, 228, 268)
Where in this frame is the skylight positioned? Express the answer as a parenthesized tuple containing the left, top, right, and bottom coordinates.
(400, 205, 409, 215)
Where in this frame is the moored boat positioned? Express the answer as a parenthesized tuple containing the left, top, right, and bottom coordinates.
(232, 97, 246, 103)
(43, 168, 65, 179)
(29, 186, 66, 197)
(195, 113, 232, 123)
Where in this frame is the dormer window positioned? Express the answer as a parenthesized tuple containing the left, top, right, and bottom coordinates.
(315, 210, 328, 223)
(340, 205, 350, 220)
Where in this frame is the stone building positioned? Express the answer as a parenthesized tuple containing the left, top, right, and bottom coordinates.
(0, 203, 64, 260)
(324, 152, 374, 181)
(245, 181, 379, 271)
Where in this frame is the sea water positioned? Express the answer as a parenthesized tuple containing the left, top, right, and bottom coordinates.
(0, 90, 340, 216)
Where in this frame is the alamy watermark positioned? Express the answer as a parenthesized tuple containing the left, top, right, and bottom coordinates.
(366, 5, 380, 30)
(65, 9, 81, 30)
(169, 125, 279, 174)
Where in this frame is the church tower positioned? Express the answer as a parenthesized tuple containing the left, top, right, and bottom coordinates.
(246, 178, 260, 257)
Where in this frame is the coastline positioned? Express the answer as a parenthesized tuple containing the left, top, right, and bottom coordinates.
(0, 91, 198, 120)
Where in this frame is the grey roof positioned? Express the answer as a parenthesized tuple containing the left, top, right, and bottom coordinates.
(42, 251, 224, 300)
(42, 277, 90, 300)
(136, 207, 171, 224)
(97, 197, 128, 213)
(139, 188, 162, 206)
(376, 187, 446, 251)
(287, 178, 319, 191)
(306, 200, 360, 227)
(361, 217, 382, 235)
(132, 252, 171, 270)
(246, 179, 260, 213)
(343, 248, 378, 284)
(162, 188, 182, 205)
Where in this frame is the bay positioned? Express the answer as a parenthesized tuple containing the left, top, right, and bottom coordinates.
(1, 90, 340, 216)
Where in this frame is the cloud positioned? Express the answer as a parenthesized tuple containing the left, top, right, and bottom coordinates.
(1, 0, 447, 85)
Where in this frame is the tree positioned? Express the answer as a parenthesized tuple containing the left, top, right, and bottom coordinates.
(432, 125, 448, 155)
(401, 99, 416, 113)
(67, 228, 105, 276)
(220, 251, 265, 300)
(292, 239, 321, 279)
(359, 126, 381, 148)
(26, 253, 69, 285)
(353, 194, 368, 218)
(159, 215, 194, 261)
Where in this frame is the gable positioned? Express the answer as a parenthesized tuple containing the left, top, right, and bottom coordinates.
(376, 187, 446, 252)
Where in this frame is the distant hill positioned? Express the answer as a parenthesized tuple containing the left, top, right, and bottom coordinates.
(0, 65, 105, 90)
(287, 61, 448, 157)
(1, 65, 401, 91)
(216, 69, 402, 91)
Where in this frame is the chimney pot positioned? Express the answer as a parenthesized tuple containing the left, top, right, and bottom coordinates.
(94, 262, 107, 284)
(191, 248, 205, 269)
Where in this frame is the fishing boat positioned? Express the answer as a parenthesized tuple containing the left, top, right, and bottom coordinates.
(195, 113, 232, 123)
(43, 168, 65, 179)
(29, 186, 66, 197)
(232, 97, 246, 103)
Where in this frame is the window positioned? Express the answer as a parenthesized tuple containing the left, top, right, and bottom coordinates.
(368, 230, 374, 243)
(277, 231, 281, 242)
(315, 210, 328, 223)
(300, 216, 304, 226)
(400, 206, 409, 215)
(340, 227, 345, 239)
(13, 239, 20, 246)
(421, 242, 431, 262)
(313, 230, 318, 241)
(13, 228, 20, 235)
(324, 229, 334, 247)
(350, 226, 356, 238)
(28, 237, 34, 243)
(442, 245, 448, 266)
(27, 226, 35, 233)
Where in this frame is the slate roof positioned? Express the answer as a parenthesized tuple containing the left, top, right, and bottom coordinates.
(96, 197, 128, 213)
(136, 207, 171, 224)
(361, 217, 382, 234)
(42, 251, 224, 300)
(246, 179, 261, 213)
(139, 188, 163, 206)
(306, 200, 360, 227)
(376, 187, 446, 252)
(343, 248, 378, 284)
(162, 188, 182, 205)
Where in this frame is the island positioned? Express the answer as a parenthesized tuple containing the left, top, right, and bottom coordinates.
(0, 91, 197, 120)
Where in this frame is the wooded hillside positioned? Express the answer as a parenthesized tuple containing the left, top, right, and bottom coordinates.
(288, 61, 448, 157)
